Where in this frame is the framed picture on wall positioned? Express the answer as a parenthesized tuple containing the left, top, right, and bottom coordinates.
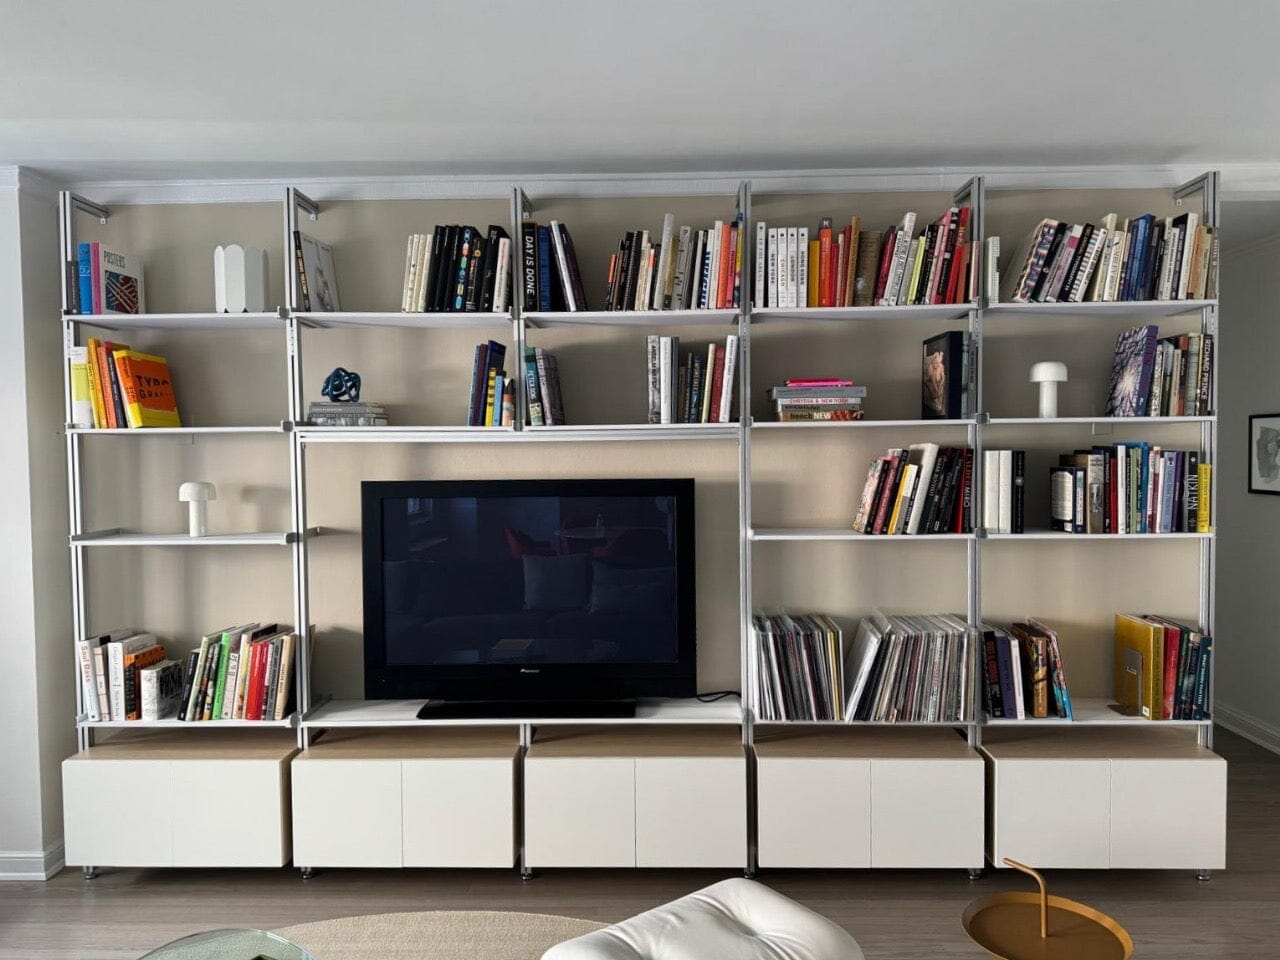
(1249, 414, 1280, 494)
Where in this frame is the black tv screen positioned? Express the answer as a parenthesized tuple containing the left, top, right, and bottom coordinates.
(361, 478, 696, 703)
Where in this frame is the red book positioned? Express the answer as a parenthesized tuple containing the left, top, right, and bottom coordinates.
(245, 642, 267, 721)
(785, 378, 853, 387)
(716, 223, 734, 309)
(946, 207, 971, 304)
(1158, 621, 1180, 719)
(707, 346, 726, 422)
(873, 229, 898, 304)
(817, 220, 834, 307)
(871, 452, 905, 534)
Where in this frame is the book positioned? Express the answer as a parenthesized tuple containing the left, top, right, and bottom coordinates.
(68, 345, 94, 428)
(1115, 614, 1163, 718)
(294, 232, 339, 311)
(1105, 325, 1160, 416)
(111, 349, 181, 428)
(93, 245, 145, 315)
(140, 660, 184, 721)
(921, 331, 967, 419)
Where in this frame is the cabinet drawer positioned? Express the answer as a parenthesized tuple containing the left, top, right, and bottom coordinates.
(635, 757, 744, 868)
(872, 758, 984, 868)
(402, 758, 516, 868)
(991, 759, 1111, 869)
(291, 759, 402, 867)
(525, 757, 634, 867)
(63, 759, 172, 867)
(172, 760, 290, 866)
(1110, 757, 1226, 869)
(757, 757, 871, 868)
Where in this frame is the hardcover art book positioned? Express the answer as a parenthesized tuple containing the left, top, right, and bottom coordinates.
(295, 232, 340, 311)
(1105, 324, 1159, 416)
(921, 331, 970, 419)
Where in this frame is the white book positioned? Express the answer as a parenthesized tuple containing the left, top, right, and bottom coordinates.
(658, 336, 673, 424)
(1104, 219, 1130, 301)
(492, 237, 510, 312)
(637, 241, 654, 311)
(707, 221, 724, 310)
(1087, 214, 1118, 301)
(797, 227, 809, 307)
(905, 443, 941, 535)
(767, 227, 779, 308)
(702, 343, 716, 423)
(884, 212, 917, 306)
(842, 616, 884, 720)
(140, 660, 184, 721)
(107, 633, 157, 721)
(76, 639, 100, 721)
(401, 234, 418, 312)
(671, 226, 693, 310)
(1157, 220, 1177, 300)
(786, 227, 799, 308)
(96, 246, 146, 314)
(718, 334, 738, 423)
(985, 236, 1000, 304)
(998, 449, 1013, 535)
(654, 213, 675, 311)
(1115, 444, 1128, 534)
(1177, 212, 1199, 299)
(93, 645, 109, 719)
(547, 220, 578, 311)
(416, 233, 432, 311)
(1007, 634, 1026, 718)
(754, 220, 766, 308)
(982, 450, 1001, 534)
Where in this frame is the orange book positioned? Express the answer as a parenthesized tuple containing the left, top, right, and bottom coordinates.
(94, 339, 128, 428)
(716, 222, 734, 309)
(112, 349, 181, 428)
(817, 218, 833, 306)
(124, 643, 167, 720)
(807, 240, 820, 307)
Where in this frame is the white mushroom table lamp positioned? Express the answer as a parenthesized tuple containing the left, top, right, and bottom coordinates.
(178, 481, 217, 538)
(1029, 362, 1069, 419)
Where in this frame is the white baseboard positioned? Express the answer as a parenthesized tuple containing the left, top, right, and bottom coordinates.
(0, 841, 65, 881)
(1215, 703, 1280, 756)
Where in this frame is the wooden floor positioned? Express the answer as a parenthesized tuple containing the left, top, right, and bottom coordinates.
(3, 728, 1276, 960)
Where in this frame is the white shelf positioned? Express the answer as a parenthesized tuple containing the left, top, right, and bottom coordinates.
(78, 716, 297, 730)
(753, 718, 972, 728)
(751, 418, 973, 430)
(296, 425, 518, 444)
(750, 527, 972, 542)
(986, 416, 1214, 426)
(984, 697, 1211, 728)
(71, 528, 320, 547)
(521, 423, 740, 442)
(296, 310, 512, 329)
(301, 696, 743, 729)
(68, 425, 287, 436)
(750, 304, 971, 324)
(524, 308, 739, 328)
(984, 529, 1212, 541)
(64, 311, 285, 330)
(984, 299, 1215, 319)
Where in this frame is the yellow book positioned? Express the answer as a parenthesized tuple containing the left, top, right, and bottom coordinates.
(886, 463, 917, 535)
(85, 337, 108, 428)
(68, 346, 93, 428)
(1114, 614, 1163, 719)
(906, 236, 928, 303)
(111, 349, 181, 428)
(483, 368, 498, 426)
(807, 240, 820, 307)
(1197, 464, 1212, 532)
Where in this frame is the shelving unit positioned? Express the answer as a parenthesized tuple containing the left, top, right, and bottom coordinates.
(56, 169, 1222, 878)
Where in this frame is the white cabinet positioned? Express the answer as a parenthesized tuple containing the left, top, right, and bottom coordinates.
(755, 728, 984, 870)
(290, 728, 518, 869)
(524, 726, 745, 869)
(62, 731, 296, 868)
(983, 728, 1226, 870)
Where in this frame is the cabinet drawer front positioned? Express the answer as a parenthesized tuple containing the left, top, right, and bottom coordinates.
(635, 757, 745, 868)
(63, 760, 172, 867)
(757, 757, 871, 868)
(525, 758, 634, 867)
(291, 759, 402, 867)
(993, 759, 1111, 869)
(171, 760, 288, 866)
(1110, 757, 1226, 869)
(872, 758, 984, 868)
(402, 758, 516, 868)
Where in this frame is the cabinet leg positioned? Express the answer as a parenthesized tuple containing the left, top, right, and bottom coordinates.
(1197, 869, 1212, 882)
(82, 866, 99, 880)
(967, 868, 984, 881)
(300, 867, 316, 880)
(521, 866, 534, 881)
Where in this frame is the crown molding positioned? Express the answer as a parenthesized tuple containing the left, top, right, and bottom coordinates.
(0, 166, 61, 201)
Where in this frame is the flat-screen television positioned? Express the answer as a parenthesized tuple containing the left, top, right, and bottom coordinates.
(361, 478, 696, 711)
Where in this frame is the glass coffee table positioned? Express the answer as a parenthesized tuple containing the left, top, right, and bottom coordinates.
(140, 929, 314, 960)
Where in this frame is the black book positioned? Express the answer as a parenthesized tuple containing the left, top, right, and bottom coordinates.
(622, 231, 645, 311)
(933, 207, 962, 304)
(198, 638, 222, 720)
(982, 628, 1004, 718)
(467, 343, 489, 427)
(1140, 219, 1164, 301)
(478, 225, 508, 312)
(424, 225, 447, 313)
(176, 649, 201, 722)
(913, 223, 939, 305)
(450, 226, 478, 312)
(433, 226, 458, 312)
(1057, 223, 1094, 302)
(922, 330, 966, 419)
(556, 222, 589, 312)
(917, 447, 952, 534)
(1031, 222, 1069, 301)
(930, 447, 964, 534)
(603, 235, 626, 311)
(521, 222, 539, 312)
(1170, 212, 1192, 297)
(1012, 449, 1026, 534)
(463, 235, 486, 312)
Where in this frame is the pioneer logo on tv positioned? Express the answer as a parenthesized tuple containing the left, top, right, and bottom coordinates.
(520, 668, 541, 675)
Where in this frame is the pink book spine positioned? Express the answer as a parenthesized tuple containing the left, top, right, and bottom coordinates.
(91, 242, 101, 314)
(785, 378, 853, 387)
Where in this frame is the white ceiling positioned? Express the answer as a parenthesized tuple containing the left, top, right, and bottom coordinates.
(3, 0, 1280, 183)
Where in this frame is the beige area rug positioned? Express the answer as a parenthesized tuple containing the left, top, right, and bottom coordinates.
(275, 910, 606, 960)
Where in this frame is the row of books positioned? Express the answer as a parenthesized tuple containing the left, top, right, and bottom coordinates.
(1105, 325, 1213, 417)
(1049, 445, 1210, 535)
(307, 401, 387, 427)
(520, 220, 588, 312)
(981, 620, 1073, 720)
(767, 380, 864, 422)
(603, 214, 744, 311)
(467, 340, 514, 427)
(399, 226, 512, 314)
(755, 207, 976, 309)
(73, 242, 145, 314)
(1004, 213, 1218, 304)
(845, 613, 973, 723)
(645, 335, 738, 424)
(852, 444, 974, 535)
(981, 450, 1026, 534)
(523, 346, 567, 426)
(69, 338, 180, 429)
(1115, 614, 1212, 720)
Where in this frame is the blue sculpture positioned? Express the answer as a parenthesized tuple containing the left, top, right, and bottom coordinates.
(321, 367, 361, 403)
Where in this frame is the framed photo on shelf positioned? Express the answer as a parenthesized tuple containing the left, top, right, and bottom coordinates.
(1249, 413, 1280, 494)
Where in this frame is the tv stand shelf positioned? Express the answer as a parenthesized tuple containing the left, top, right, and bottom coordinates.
(301, 696, 743, 729)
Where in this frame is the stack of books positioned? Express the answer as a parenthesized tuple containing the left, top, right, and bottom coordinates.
(522, 346, 566, 426)
(520, 220, 588, 312)
(307, 401, 387, 427)
(645, 334, 738, 424)
(981, 450, 1026, 535)
(73, 242, 145, 315)
(841, 613, 973, 723)
(400, 226, 512, 313)
(768, 379, 865, 422)
(754, 206, 975, 308)
(1106, 324, 1214, 417)
(1002, 213, 1218, 304)
(468, 341, 517, 427)
(1048, 445, 1210, 535)
(604, 213, 744, 311)
(853, 443, 973, 535)
(69, 338, 180, 429)
(750, 613, 844, 721)
(1115, 614, 1212, 720)
(981, 620, 1073, 720)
